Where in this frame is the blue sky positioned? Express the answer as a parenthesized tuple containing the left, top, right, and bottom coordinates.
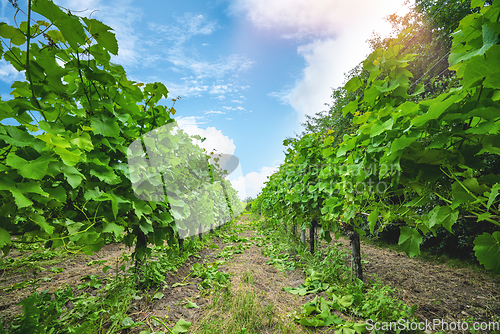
(0, 0, 409, 199)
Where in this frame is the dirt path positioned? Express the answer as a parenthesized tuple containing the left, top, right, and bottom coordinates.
(188, 214, 312, 333)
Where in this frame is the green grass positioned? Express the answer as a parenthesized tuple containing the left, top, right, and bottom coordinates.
(241, 270, 255, 285)
(192, 283, 298, 334)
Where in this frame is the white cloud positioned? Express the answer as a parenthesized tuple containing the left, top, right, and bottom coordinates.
(151, 13, 217, 45)
(0, 60, 25, 84)
(176, 117, 236, 155)
(209, 84, 233, 95)
(289, 37, 358, 120)
(163, 81, 209, 98)
(58, 0, 145, 67)
(268, 89, 291, 105)
(167, 53, 254, 79)
(174, 116, 249, 200)
(1, 0, 14, 23)
(231, 0, 409, 121)
(205, 110, 225, 114)
(229, 165, 279, 199)
(150, 14, 254, 79)
(230, 0, 404, 39)
(58, 0, 101, 9)
(222, 106, 245, 111)
(175, 116, 207, 128)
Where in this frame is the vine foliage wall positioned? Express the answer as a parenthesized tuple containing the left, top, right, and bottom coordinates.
(259, 0, 500, 276)
(0, 0, 242, 260)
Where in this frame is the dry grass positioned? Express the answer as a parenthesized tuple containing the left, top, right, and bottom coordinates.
(190, 220, 313, 334)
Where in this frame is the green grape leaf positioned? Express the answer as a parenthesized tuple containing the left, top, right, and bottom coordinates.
(412, 93, 463, 126)
(0, 23, 26, 45)
(172, 319, 191, 334)
(96, 192, 119, 219)
(0, 228, 12, 250)
(410, 83, 425, 96)
(487, 183, 500, 211)
(37, 133, 71, 148)
(133, 200, 153, 220)
(6, 153, 55, 180)
(344, 77, 363, 94)
(451, 181, 476, 208)
(70, 132, 94, 151)
(477, 212, 491, 222)
(139, 220, 154, 234)
(90, 165, 120, 184)
(0, 126, 39, 148)
(0, 177, 33, 208)
(462, 45, 500, 89)
(45, 185, 66, 202)
(367, 210, 378, 235)
(428, 206, 458, 232)
(471, 0, 485, 8)
(462, 178, 489, 194)
(336, 137, 356, 157)
(398, 226, 422, 257)
(29, 212, 54, 235)
(391, 136, 418, 152)
(370, 118, 393, 137)
(184, 301, 199, 308)
(32, 0, 87, 51)
(449, 23, 500, 67)
(342, 100, 358, 117)
(82, 18, 119, 56)
(17, 182, 49, 196)
(54, 146, 82, 166)
(473, 232, 500, 274)
(353, 323, 367, 333)
(91, 116, 121, 137)
(102, 222, 124, 237)
(61, 165, 85, 188)
(45, 29, 65, 43)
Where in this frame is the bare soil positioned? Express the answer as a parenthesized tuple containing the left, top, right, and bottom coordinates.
(0, 243, 131, 321)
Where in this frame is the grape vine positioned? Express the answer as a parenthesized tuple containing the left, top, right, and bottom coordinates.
(0, 0, 242, 260)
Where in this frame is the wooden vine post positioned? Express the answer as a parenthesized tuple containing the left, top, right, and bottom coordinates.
(309, 218, 318, 254)
(343, 219, 363, 281)
(178, 236, 184, 254)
